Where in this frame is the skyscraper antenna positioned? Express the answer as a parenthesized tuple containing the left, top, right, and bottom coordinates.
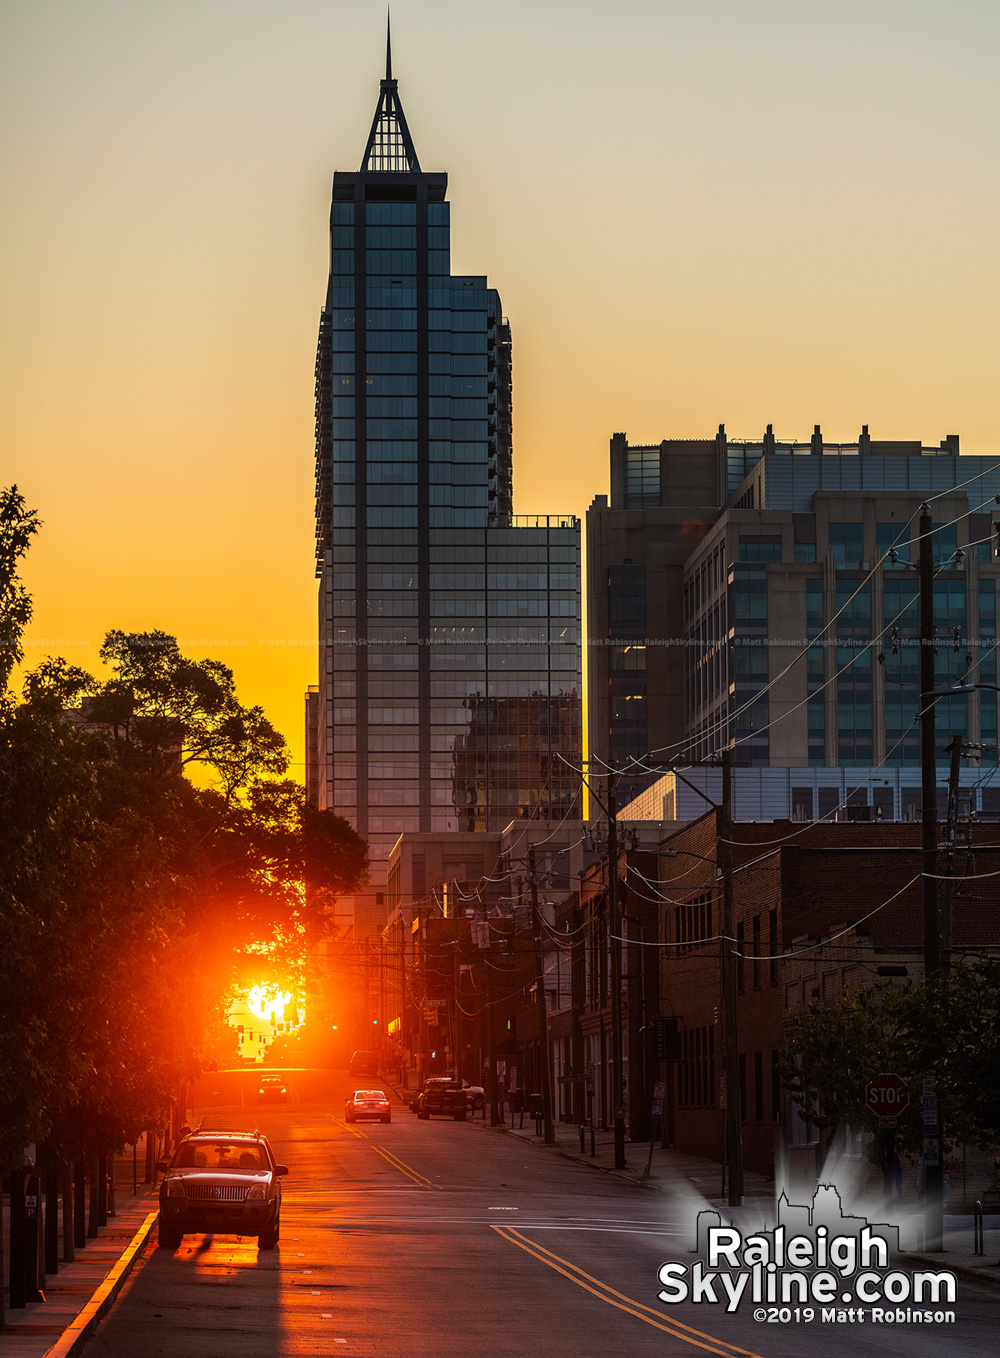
(360, 8, 420, 172)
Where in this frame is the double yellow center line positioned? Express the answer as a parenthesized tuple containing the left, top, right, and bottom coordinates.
(492, 1227, 761, 1358)
(334, 1118, 441, 1190)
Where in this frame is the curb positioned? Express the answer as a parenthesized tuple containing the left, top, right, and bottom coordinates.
(40, 1209, 159, 1358)
(897, 1250, 1000, 1293)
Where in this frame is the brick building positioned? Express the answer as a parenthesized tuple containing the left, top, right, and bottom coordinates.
(655, 814, 1000, 1181)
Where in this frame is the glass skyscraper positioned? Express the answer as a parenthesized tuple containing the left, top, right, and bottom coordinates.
(311, 39, 581, 926)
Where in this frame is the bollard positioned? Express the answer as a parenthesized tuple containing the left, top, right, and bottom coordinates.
(974, 1200, 984, 1256)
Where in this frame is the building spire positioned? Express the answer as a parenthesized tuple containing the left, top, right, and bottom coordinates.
(360, 13, 420, 174)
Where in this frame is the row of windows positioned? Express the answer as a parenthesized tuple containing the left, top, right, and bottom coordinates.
(330, 439, 489, 465)
(735, 911, 779, 991)
(367, 284, 417, 307)
(364, 225, 416, 248)
(349, 508, 492, 528)
(430, 333, 487, 354)
(430, 376, 487, 397)
(366, 203, 417, 225)
(365, 309, 417, 328)
(429, 399, 486, 419)
(678, 1026, 715, 1109)
(673, 893, 713, 950)
(365, 353, 417, 374)
(430, 354, 488, 375)
(366, 249, 417, 273)
(738, 1051, 782, 1125)
(429, 310, 486, 332)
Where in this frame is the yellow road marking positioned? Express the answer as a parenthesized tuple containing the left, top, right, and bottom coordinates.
(493, 1227, 762, 1358)
(368, 1144, 441, 1190)
(331, 1118, 441, 1189)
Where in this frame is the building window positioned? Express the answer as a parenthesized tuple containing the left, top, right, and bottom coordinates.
(739, 1053, 747, 1124)
(769, 908, 778, 985)
(771, 1050, 781, 1122)
(876, 522, 909, 564)
(738, 536, 783, 563)
(754, 1051, 764, 1123)
(828, 522, 863, 568)
(679, 1026, 715, 1109)
(752, 915, 761, 989)
(674, 892, 712, 951)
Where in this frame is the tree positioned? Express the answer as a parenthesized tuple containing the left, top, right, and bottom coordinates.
(0, 492, 368, 1176)
(85, 630, 288, 796)
(782, 959, 1000, 1158)
(0, 485, 40, 693)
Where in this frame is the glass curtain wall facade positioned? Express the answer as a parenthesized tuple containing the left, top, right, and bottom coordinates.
(314, 57, 581, 910)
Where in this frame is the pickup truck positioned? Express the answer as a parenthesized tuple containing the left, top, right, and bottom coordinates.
(416, 1078, 468, 1121)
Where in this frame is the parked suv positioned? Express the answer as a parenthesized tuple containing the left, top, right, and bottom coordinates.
(157, 1129, 288, 1250)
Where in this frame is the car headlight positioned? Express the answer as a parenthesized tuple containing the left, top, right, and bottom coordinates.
(246, 1183, 267, 1201)
(166, 1179, 185, 1198)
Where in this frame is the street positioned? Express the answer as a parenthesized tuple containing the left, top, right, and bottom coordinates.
(79, 1069, 997, 1357)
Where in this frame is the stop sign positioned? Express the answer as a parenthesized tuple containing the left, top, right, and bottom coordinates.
(865, 1073, 909, 1125)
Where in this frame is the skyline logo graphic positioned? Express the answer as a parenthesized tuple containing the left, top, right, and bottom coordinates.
(657, 1184, 957, 1325)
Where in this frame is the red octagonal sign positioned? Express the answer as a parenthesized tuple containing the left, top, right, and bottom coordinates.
(865, 1072, 909, 1124)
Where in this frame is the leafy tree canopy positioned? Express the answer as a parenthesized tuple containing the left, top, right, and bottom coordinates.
(781, 960, 1000, 1154)
(0, 485, 40, 693)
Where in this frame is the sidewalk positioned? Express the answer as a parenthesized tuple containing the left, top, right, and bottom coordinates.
(465, 1104, 1000, 1291)
(1, 1170, 158, 1358)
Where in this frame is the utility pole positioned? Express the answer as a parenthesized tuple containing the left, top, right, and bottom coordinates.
(607, 777, 627, 1170)
(486, 947, 502, 1126)
(940, 735, 965, 977)
(918, 502, 944, 1251)
(528, 846, 555, 1145)
(719, 745, 743, 1206)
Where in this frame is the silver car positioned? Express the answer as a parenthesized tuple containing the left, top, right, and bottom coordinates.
(157, 1130, 288, 1250)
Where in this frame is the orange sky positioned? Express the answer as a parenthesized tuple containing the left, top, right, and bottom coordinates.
(3, 0, 999, 772)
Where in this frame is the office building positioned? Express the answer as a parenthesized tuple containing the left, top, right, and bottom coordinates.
(588, 426, 1000, 802)
(310, 37, 581, 933)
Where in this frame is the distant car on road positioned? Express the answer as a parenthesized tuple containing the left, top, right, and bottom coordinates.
(345, 1089, 392, 1124)
(156, 1130, 288, 1250)
(349, 1050, 379, 1076)
(256, 1075, 288, 1103)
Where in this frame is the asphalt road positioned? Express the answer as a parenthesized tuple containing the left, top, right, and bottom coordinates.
(80, 1068, 997, 1357)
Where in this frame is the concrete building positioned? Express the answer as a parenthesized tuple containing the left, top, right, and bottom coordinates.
(309, 36, 581, 935)
(587, 426, 1000, 798)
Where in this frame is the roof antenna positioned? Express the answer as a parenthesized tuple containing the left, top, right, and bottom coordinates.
(385, 7, 392, 83)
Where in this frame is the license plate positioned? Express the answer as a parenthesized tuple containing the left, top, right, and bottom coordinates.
(205, 1214, 226, 1225)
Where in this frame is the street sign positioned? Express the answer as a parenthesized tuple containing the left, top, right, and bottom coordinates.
(652, 1015, 680, 1062)
(558, 1074, 586, 1084)
(865, 1073, 909, 1127)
